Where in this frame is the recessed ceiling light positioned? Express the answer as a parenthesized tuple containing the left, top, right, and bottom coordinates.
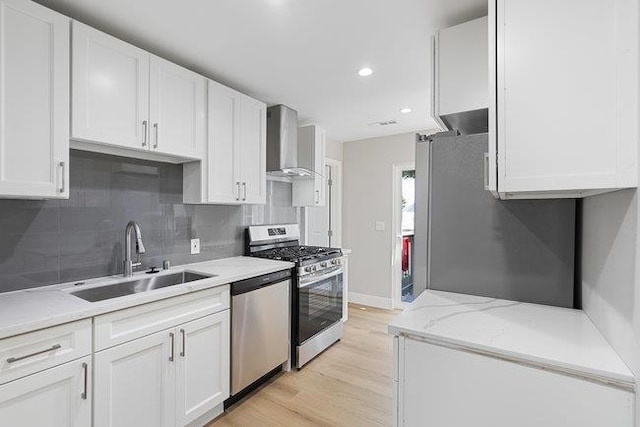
(400, 108, 413, 114)
(358, 67, 373, 77)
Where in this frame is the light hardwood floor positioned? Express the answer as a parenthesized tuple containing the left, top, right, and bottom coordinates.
(208, 304, 400, 427)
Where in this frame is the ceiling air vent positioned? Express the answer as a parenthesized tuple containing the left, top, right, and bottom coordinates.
(368, 120, 398, 127)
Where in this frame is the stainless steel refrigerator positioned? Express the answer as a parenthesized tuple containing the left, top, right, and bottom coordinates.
(413, 131, 576, 308)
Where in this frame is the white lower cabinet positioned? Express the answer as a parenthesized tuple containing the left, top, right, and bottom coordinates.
(176, 311, 230, 425)
(94, 330, 175, 427)
(94, 310, 230, 427)
(0, 356, 92, 427)
(394, 336, 634, 427)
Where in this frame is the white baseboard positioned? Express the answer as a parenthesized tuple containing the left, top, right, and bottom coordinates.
(348, 291, 394, 310)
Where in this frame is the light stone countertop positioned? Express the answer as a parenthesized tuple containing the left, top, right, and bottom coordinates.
(0, 256, 294, 340)
(389, 290, 634, 388)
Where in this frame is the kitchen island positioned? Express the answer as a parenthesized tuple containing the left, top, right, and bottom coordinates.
(389, 290, 635, 427)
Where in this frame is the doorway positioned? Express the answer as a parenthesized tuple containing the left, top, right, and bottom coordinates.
(392, 162, 415, 308)
(304, 159, 342, 248)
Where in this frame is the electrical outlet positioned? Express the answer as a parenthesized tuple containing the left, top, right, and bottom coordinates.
(190, 238, 200, 255)
(375, 221, 386, 231)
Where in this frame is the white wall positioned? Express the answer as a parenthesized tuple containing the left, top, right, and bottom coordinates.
(581, 9, 640, 422)
(343, 130, 434, 308)
(325, 137, 343, 161)
(581, 189, 640, 426)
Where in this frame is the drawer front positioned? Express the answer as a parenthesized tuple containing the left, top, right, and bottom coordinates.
(0, 319, 92, 385)
(94, 285, 230, 351)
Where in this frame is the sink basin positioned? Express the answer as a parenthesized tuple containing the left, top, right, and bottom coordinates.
(70, 271, 214, 302)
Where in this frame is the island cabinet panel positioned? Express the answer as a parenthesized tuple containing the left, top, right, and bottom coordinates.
(395, 337, 634, 427)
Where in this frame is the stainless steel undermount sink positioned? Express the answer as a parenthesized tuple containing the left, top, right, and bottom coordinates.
(70, 271, 215, 302)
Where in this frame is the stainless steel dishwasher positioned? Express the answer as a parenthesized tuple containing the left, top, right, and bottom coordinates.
(230, 269, 291, 397)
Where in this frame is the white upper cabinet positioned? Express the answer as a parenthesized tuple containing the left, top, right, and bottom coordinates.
(184, 79, 266, 205)
(238, 94, 267, 205)
(293, 125, 326, 207)
(72, 22, 205, 162)
(71, 21, 149, 151)
(432, 16, 488, 128)
(489, 0, 638, 199)
(0, 0, 69, 199)
(149, 55, 206, 159)
(204, 79, 241, 204)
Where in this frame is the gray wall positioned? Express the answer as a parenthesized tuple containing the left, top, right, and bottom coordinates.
(0, 150, 298, 293)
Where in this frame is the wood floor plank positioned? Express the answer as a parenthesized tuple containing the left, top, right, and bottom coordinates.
(208, 304, 399, 427)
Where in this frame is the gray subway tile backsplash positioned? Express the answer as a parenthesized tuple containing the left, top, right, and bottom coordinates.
(0, 150, 299, 293)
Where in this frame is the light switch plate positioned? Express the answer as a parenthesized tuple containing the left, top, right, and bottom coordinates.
(375, 221, 386, 231)
(190, 238, 200, 255)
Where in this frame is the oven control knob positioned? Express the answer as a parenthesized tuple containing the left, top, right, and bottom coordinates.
(320, 262, 328, 268)
(312, 265, 317, 272)
(331, 259, 337, 265)
(304, 266, 312, 272)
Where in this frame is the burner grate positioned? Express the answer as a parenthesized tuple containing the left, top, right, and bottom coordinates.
(252, 245, 341, 263)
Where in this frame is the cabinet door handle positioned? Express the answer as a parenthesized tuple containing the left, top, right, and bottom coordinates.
(58, 162, 65, 194)
(236, 182, 241, 201)
(6, 344, 61, 363)
(81, 362, 88, 400)
(153, 123, 159, 149)
(180, 329, 186, 357)
(169, 332, 175, 362)
(142, 120, 148, 147)
(483, 153, 490, 191)
(242, 182, 247, 201)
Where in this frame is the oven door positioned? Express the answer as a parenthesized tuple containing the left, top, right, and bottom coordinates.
(297, 266, 344, 344)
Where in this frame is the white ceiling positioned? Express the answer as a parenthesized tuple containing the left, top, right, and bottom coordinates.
(37, 0, 487, 142)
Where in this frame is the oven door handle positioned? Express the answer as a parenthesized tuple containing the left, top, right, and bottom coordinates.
(298, 267, 343, 288)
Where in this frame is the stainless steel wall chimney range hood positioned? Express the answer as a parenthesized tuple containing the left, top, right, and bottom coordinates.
(266, 105, 313, 177)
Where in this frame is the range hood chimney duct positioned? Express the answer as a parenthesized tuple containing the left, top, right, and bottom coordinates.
(266, 105, 313, 177)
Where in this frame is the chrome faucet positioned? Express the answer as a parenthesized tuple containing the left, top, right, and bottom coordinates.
(124, 221, 146, 277)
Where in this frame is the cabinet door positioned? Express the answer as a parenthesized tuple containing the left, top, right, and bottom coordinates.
(435, 17, 488, 116)
(94, 330, 175, 427)
(293, 125, 326, 207)
(0, 0, 69, 199)
(175, 310, 230, 426)
(0, 356, 91, 427)
(495, 0, 637, 197)
(207, 80, 241, 204)
(149, 56, 205, 160)
(238, 95, 266, 204)
(72, 22, 150, 151)
(314, 128, 327, 206)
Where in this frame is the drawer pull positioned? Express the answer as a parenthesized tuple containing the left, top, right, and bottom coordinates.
(169, 332, 175, 362)
(6, 344, 62, 363)
(180, 328, 186, 357)
(81, 362, 88, 400)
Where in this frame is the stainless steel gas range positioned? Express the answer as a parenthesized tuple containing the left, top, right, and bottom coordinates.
(246, 224, 344, 368)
